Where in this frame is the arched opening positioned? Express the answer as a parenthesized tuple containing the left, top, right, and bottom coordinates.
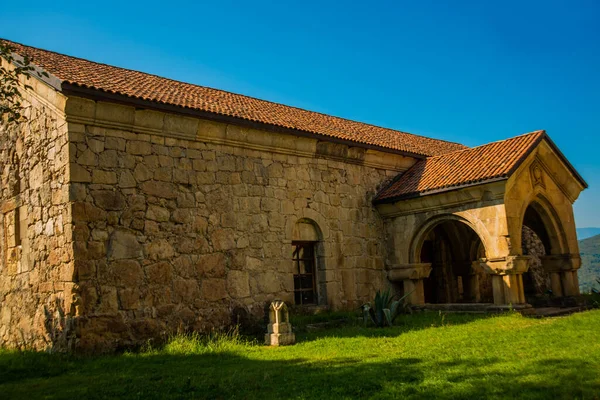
(418, 219, 492, 304)
(291, 219, 326, 306)
(521, 201, 563, 302)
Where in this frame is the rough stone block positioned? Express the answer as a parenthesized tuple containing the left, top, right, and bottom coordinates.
(107, 230, 142, 260)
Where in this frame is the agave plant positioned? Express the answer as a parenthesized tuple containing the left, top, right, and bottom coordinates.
(361, 289, 413, 328)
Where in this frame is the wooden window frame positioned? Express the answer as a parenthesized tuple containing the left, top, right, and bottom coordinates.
(292, 241, 317, 305)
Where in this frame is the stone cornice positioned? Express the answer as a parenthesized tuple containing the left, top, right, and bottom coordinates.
(375, 181, 506, 218)
(541, 254, 582, 271)
(478, 256, 532, 275)
(535, 155, 579, 204)
(387, 263, 432, 281)
(64, 97, 415, 173)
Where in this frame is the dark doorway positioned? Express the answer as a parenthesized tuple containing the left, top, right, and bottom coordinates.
(420, 220, 493, 304)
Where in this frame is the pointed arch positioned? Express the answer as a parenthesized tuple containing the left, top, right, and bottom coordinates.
(519, 194, 568, 255)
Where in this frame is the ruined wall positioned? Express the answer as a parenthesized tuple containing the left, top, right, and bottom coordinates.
(0, 72, 74, 350)
(65, 97, 414, 351)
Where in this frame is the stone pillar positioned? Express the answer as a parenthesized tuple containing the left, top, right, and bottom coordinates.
(387, 263, 432, 305)
(479, 256, 531, 305)
(549, 272, 563, 297)
(541, 255, 582, 297)
(454, 261, 481, 303)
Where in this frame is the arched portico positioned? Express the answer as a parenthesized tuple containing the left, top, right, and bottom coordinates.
(375, 131, 587, 309)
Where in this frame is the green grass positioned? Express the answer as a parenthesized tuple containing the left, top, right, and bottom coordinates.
(1, 311, 600, 399)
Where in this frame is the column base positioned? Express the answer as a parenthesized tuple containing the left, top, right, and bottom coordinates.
(542, 255, 582, 297)
(387, 263, 432, 305)
(491, 273, 526, 305)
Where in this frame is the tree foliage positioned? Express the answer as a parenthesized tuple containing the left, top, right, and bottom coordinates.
(0, 42, 48, 126)
(578, 234, 600, 293)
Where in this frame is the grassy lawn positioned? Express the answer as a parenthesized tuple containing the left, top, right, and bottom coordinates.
(1, 310, 599, 400)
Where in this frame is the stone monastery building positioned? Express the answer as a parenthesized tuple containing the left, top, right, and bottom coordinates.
(0, 40, 587, 351)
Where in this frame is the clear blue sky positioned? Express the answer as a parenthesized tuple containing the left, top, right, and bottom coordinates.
(2, 1, 599, 226)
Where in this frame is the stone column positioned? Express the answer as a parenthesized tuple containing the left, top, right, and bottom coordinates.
(479, 256, 531, 305)
(387, 263, 432, 305)
(541, 255, 582, 297)
(453, 261, 481, 303)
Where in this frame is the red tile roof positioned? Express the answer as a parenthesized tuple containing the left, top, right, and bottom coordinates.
(374, 130, 548, 202)
(2, 40, 467, 157)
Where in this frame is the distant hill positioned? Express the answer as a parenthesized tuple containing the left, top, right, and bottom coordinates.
(578, 234, 600, 293)
(577, 228, 600, 240)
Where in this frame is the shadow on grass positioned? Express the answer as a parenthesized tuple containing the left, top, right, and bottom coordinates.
(294, 311, 497, 342)
(1, 349, 598, 399)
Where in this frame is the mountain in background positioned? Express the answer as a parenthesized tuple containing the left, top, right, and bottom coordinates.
(577, 228, 600, 240)
(578, 234, 600, 293)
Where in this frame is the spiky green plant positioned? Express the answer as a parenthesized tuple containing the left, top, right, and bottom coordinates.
(361, 289, 413, 328)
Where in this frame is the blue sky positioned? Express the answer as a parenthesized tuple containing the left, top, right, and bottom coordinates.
(2, 1, 599, 226)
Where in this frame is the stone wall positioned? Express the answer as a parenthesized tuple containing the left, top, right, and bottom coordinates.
(65, 97, 413, 351)
(0, 72, 74, 350)
(522, 225, 551, 297)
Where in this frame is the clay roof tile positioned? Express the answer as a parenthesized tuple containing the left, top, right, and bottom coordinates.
(374, 130, 547, 202)
(2, 39, 467, 157)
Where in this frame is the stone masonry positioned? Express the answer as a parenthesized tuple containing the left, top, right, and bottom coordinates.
(1, 63, 416, 351)
(68, 99, 407, 351)
(0, 73, 74, 350)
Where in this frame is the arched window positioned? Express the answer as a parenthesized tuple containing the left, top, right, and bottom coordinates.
(291, 219, 323, 305)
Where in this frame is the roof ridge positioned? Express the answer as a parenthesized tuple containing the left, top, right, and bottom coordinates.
(374, 130, 553, 203)
(2, 38, 466, 150)
(0, 38, 466, 147)
(422, 130, 546, 161)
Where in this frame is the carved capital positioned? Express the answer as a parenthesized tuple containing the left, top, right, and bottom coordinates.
(541, 254, 581, 272)
(387, 263, 432, 282)
(478, 256, 532, 275)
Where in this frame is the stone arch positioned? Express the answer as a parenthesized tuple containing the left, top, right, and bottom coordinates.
(519, 194, 575, 300)
(292, 218, 323, 242)
(409, 214, 493, 304)
(409, 214, 491, 264)
(285, 208, 329, 242)
(518, 194, 568, 256)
